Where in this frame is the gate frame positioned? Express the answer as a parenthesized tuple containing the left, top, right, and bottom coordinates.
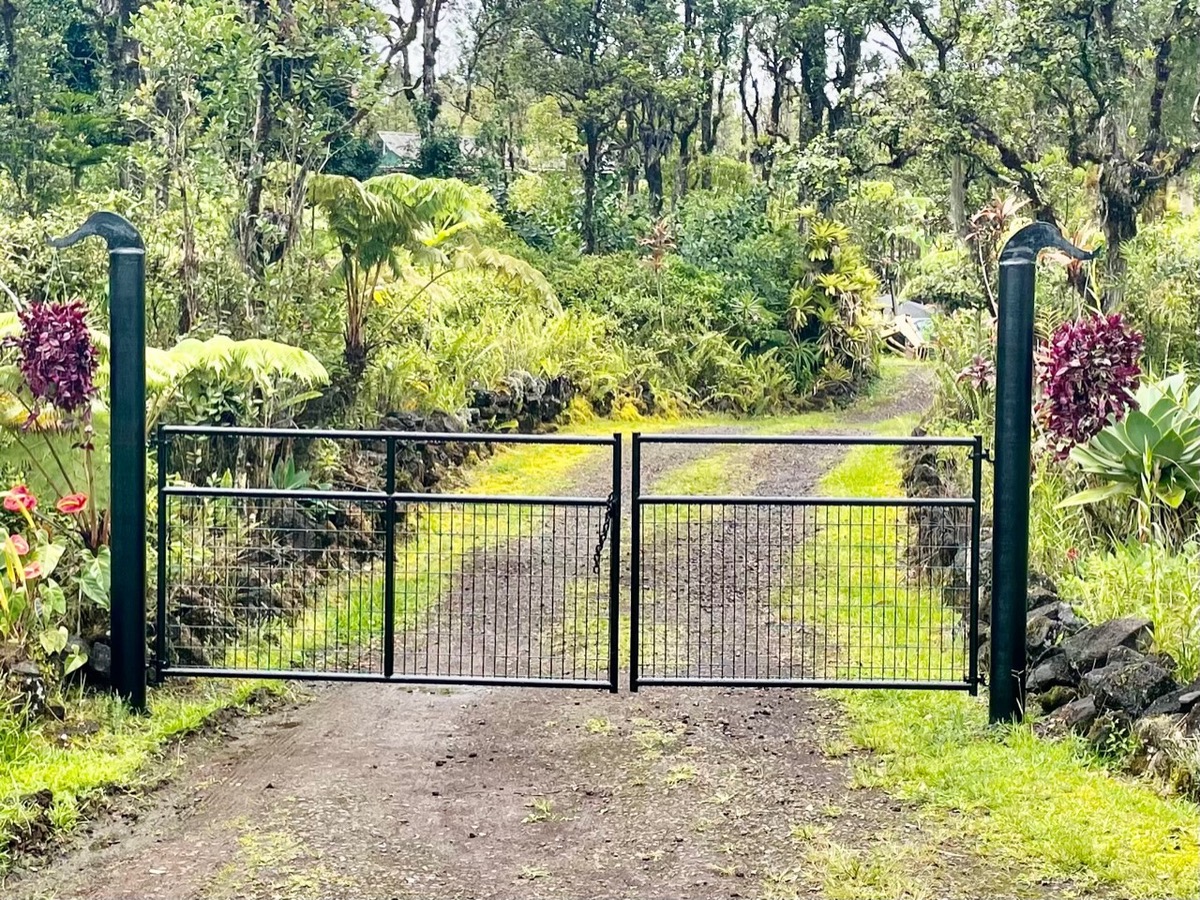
(155, 425, 623, 692)
(628, 432, 984, 694)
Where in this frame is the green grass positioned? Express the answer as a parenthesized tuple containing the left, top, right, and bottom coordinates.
(0, 680, 284, 869)
(819, 441, 1200, 898)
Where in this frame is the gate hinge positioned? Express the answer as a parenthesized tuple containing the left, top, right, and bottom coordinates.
(592, 492, 616, 575)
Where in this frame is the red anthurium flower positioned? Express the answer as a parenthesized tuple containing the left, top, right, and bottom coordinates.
(56, 493, 88, 515)
(4, 485, 36, 513)
(8, 534, 28, 555)
(23, 561, 43, 580)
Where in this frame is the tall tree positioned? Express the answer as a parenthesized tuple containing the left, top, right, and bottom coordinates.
(519, 0, 629, 252)
(878, 0, 1200, 303)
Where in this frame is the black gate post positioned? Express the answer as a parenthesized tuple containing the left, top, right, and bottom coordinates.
(990, 223, 1093, 724)
(49, 212, 147, 711)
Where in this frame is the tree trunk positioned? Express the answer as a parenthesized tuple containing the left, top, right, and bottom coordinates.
(1180, 180, 1195, 216)
(178, 182, 200, 335)
(1099, 162, 1139, 310)
(641, 114, 665, 217)
(419, 0, 443, 136)
(676, 124, 695, 205)
(949, 154, 966, 236)
(237, 72, 273, 279)
(582, 124, 600, 255)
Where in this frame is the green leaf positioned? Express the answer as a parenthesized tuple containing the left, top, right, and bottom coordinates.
(30, 542, 65, 580)
(1155, 483, 1187, 509)
(1058, 482, 1135, 508)
(80, 547, 111, 610)
(42, 579, 67, 618)
(64, 647, 88, 676)
(39, 624, 68, 655)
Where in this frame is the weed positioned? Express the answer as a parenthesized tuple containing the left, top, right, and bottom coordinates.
(584, 717, 613, 735)
(805, 840, 933, 900)
(521, 797, 558, 824)
(820, 738, 853, 759)
(664, 763, 699, 787)
(788, 822, 829, 843)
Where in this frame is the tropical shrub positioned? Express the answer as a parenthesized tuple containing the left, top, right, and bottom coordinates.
(1124, 215, 1200, 373)
(927, 310, 997, 433)
(1035, 313, 1143, 458)
(0, 485, 88, 683)
(1062, 374, 1200, 542)
(901, 238, 985, 311)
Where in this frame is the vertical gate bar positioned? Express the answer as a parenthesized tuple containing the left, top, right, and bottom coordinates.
(155, 426, 168, 684)
(607, 434, 622, 693)
(629, 433, 642, 693)
(383, 437, 397, 678)
(968, 436, 984, 695)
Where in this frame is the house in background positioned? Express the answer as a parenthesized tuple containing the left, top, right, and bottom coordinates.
(376, 131, 479, 172)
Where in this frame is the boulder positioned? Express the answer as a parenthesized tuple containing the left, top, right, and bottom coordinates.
(1043, 696, 1098, 735)
(1060, 616, 1154, 672)
(1025, 613, 1056, 658)
(1141, 680, 1200, 719)
(1037, 685, 1078, 712)
(10, 659, 46, 715)
(1028, 652, 1075, 694)
(87, 639, 111, 682)
(1028, 600, 1087, 634)
(1105, 645, 1146, 668)
(1025, 573, 1059, 610)
(1082, 660, 1176, 717)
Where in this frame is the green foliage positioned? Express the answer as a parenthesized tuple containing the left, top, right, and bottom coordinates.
(1062, 374, 1200, 542)
(1064, 541, 1200, 683)
(1124, 215, 1200, 374)
(901, 239, 985, 312)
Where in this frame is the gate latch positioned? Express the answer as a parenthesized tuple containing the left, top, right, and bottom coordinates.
(592, 492, 616, 575)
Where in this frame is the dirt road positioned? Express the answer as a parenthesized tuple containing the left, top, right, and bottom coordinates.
(9, 369, 1040, 900)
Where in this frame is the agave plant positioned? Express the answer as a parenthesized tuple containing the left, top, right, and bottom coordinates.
(1062, 374, 1200, 540)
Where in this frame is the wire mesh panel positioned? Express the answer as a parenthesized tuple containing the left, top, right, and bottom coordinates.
(631, 434, 982, 692)
(156, 426, 621, 691)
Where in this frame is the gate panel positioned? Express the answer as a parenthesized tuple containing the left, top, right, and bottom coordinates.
(156, 427, 621, 691)
(630, 433, 983, 692)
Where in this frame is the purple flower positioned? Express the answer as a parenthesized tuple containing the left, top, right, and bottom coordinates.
(9, 300, 99, 419)
(1035, 314, 1142, 459)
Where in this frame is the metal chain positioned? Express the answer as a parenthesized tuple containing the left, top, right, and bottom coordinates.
(592, 492, 616, 575)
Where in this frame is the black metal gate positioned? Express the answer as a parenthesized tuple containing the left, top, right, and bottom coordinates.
(154, 426, 622, 691)
(629, 433, 983, 693)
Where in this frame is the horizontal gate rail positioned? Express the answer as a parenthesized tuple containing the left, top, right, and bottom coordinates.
(159, 424, 615, 445)
(156, 426, 621, 692)
(633, 433, 980, 447)
(630, 432, 983, 694)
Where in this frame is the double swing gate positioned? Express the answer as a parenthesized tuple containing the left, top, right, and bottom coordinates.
(154, 427, 982, 695)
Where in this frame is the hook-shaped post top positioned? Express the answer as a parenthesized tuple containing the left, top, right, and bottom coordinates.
(999, 220, 1096, 265)
(48, 211, 144, 252)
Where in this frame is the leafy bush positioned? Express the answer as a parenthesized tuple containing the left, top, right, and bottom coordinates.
(1062, 374, 1200, 542)
(1065, 540, 1200, 682)
(901, 239, 986, 311)
(927, 310, 996, 433)
(1035, 313, 1143, 458)
(1124, 215, 1200, 373)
